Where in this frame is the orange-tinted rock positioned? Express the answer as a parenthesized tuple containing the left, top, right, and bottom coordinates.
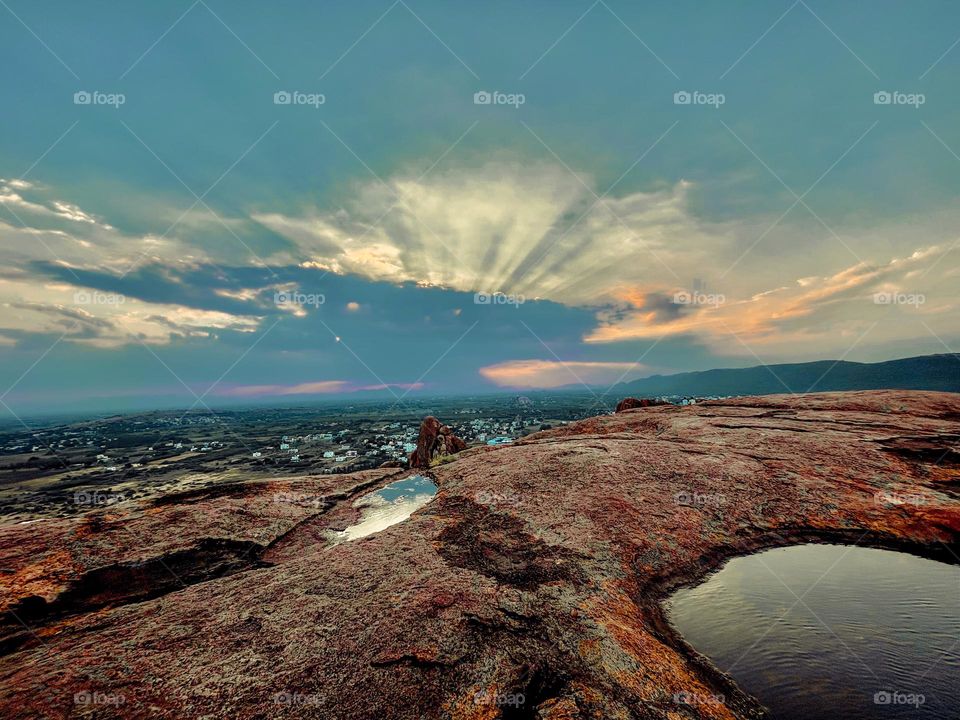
(0, 391, 958, 719)
(615, 396, 669, 412)
(408, 415, 468, 468)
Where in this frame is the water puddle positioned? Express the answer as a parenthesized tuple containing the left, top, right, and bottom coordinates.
(665, 544, 960, 719)
(330, 475, 436, 544)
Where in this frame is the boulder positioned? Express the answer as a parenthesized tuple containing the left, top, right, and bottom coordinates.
(615, 396, 669, 412)
(407, 416, 467, 468)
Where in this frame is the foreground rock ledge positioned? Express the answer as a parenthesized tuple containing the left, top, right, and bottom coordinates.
(1, 391, 959, 719)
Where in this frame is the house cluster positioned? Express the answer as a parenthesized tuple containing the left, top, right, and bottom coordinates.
(248, 422, 430, 468)
(367, 423, 419, 462)
(459, 416, 541, 444)
(250, 426, 404, 466)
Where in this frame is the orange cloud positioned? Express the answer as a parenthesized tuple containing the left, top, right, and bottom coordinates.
(585, 247, 946, 357)
(220, 380, 426, 397)
(479, 359, 646, 389)
(222, 381, 350, 397)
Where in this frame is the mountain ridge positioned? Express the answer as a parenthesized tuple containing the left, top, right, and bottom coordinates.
(615, 353, 959, 397)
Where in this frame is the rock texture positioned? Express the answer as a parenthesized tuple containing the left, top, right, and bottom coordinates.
(408, 415, 468, 468)
(1, 391, 959, 719)
(614, 397, 669, 413)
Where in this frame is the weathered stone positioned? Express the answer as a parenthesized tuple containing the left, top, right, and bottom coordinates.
(615, 396, 669, 412)
(408, 415, 467, 468)
(0, 391, 957, 719)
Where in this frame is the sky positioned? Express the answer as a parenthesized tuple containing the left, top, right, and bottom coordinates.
(1, 0, 958, 414)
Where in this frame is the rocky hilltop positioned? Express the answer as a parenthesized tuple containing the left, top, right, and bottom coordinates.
(1, 391, 958, 719)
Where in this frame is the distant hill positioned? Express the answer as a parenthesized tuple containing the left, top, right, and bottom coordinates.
(617, 354, 960, 397)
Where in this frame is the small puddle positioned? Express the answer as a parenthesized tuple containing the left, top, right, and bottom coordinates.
(665, 544, 960, 719)
(330, 475, 436, 544)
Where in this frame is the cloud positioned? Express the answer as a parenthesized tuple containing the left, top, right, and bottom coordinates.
(220, 380, 350, 397)
(0, 179, 110, 228)
(1, 179, 34, 190)
(253, 163, 709, 307)
(479, 359, 646, 389)
(252, 162, 959, 362)
(219, 380, 424, 397)
(585, 246, 953, 358)
(2, 163, 957, 364)
(0, 275, 261, 348)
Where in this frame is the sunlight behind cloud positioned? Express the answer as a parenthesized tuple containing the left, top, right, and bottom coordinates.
(479, 359, 647, 389)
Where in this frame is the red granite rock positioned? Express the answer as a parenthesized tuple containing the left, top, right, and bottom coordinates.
(0, 391, 958, 719)
(408, 415, 468, 468)
(615, 396, 669, 412)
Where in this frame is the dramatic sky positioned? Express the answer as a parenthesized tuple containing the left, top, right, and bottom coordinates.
(1, 1, 958, 414)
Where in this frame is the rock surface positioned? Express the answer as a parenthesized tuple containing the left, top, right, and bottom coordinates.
(614, 397, 669, 413)
(1, 391, 959, 719)
(408, 415, 467, 468)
